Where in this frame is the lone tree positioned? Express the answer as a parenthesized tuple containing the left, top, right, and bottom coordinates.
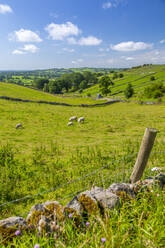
(99, 76, 114, 96)
(150, 76, 155, 81)
(124, 83, 134, 99)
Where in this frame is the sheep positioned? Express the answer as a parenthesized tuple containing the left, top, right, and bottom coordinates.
(16, 123, 23, 129)
(78, 117, 85, 124)
(69, 116, 77, 121)
(67, 121, 73, 126)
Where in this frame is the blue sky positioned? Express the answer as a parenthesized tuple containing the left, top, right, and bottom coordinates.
(0, 0, 165, 70)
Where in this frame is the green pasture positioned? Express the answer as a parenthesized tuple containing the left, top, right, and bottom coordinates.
(0, 94, 165, 219)
(0, 82, 106, 105)
(0, 79, 165, 247)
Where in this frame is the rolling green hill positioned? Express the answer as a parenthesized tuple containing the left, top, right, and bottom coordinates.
(82, 64, 165, 98)
(0, 82, 106, 105)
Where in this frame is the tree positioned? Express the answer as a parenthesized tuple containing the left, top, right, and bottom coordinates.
(61, 74, 73, 92)
(34, 78, 49, 90)
(119, 73, 124, 78)
(43, 83, 49, 92)
(48, 80, 62, 94)
(79, 80, 88, 89)
(150, 76, 155, 81)
(72, 73, 84, 90)
(144, 82, 165, 99)
(124, 83, 134, 99)
(113, 72, 118, 80)
(83, 71, 98, 84)
(99, 76, 114, 96)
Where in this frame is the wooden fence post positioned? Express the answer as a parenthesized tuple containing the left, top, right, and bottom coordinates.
(130, 128, 157, 184)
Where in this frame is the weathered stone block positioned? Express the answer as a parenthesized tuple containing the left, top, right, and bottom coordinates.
(0, 217, 27, 241)
(26, 201, 64, 227)
(108, 183, 136, 200)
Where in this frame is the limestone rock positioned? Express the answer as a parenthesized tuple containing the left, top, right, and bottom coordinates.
(0, 217, 27, 241)
(151, 167, 165, 172)
(91, 188, 120, 211)
(65, 196, 82, 216)
(38, 215, 51, 236)
(155, 173, 165, 189)
(26, 201, 64, 227)
(43, 201, 64, 222)
(108, 183, 136, 199)
(78, 187, 101, 215)
(132, 173, 165, 193)
(77, 187, 119, 215)
(64, 196, 83, 225)
(26, 203, 45, 226)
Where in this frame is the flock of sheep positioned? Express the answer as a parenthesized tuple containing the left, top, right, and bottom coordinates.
(68, 116, 85, 126)
(15, 116, 85, 129)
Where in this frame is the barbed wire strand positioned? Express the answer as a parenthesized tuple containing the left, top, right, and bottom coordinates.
(0, 153, 138, 208)
(0, 150, 164, 208)
(20, 168, 132, 217)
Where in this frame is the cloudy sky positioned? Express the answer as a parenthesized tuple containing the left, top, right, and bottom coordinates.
(0, 0, 165, 70)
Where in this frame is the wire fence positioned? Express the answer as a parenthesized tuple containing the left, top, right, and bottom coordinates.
(20, 167, 135, 218)
(0, 152, 138, 208)
(0, 149, 164, 210)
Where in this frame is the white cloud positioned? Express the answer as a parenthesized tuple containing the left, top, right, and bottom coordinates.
(63, 48, 75, 52)
(78, 36, 102, 46)
(9, 29, 42, 43)
(0, 4, 12, 14)
(45, 22, 80, 40)
(72, 58, 83, 64)
(12, 50, 25, 55)
(102, 0, 127, 9)
(111, 41, 153, 52)
(99, 47, 110, 52)
(23, 44, 39, 53)
(102, 2, 112, 9)
(125, 57, 135, 60)
(12, 44, 39, 55)
(67, 36, 102, 46)
(67, 37, 77, 45)
(160, 39, 165, 44)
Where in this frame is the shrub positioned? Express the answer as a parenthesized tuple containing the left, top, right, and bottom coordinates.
(124, 83, 134, 99)
(144, 82, 165, 99)
(99, 76, 114, 96)
(150, 76, 155, 81)
(119, 73, 124, 78)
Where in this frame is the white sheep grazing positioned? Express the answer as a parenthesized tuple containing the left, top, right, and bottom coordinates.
(67, 121, 73, 126)
(78, 117, 85, 124)
(69, 116, 77, 121)
(16, 123, 22, 129)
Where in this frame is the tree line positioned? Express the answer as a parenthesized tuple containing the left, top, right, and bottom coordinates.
(33, 71, 125, 95)
(33, 71, 100, 94)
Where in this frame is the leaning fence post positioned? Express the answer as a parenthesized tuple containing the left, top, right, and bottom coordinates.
(130, 128, 158, 184)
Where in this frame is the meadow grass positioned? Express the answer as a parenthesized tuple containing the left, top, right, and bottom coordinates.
(0, 83, 165, 247)
(0, 98, 165, 219)
(0, 82, 106, 105)
(2, 190, 165, 248)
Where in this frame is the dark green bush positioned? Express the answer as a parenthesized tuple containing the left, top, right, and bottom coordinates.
(124, 83, 134, 99)
(144, 82, 165, 99)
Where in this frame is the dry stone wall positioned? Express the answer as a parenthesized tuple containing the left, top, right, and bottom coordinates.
(0, 173, 165, 244)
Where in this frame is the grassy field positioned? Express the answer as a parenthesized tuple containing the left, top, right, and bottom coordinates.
(0, 81, 165, 247)
(0, 82, 106, 105)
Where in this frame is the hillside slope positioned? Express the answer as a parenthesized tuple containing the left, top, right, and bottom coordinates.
(82, 64, 165, 97)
